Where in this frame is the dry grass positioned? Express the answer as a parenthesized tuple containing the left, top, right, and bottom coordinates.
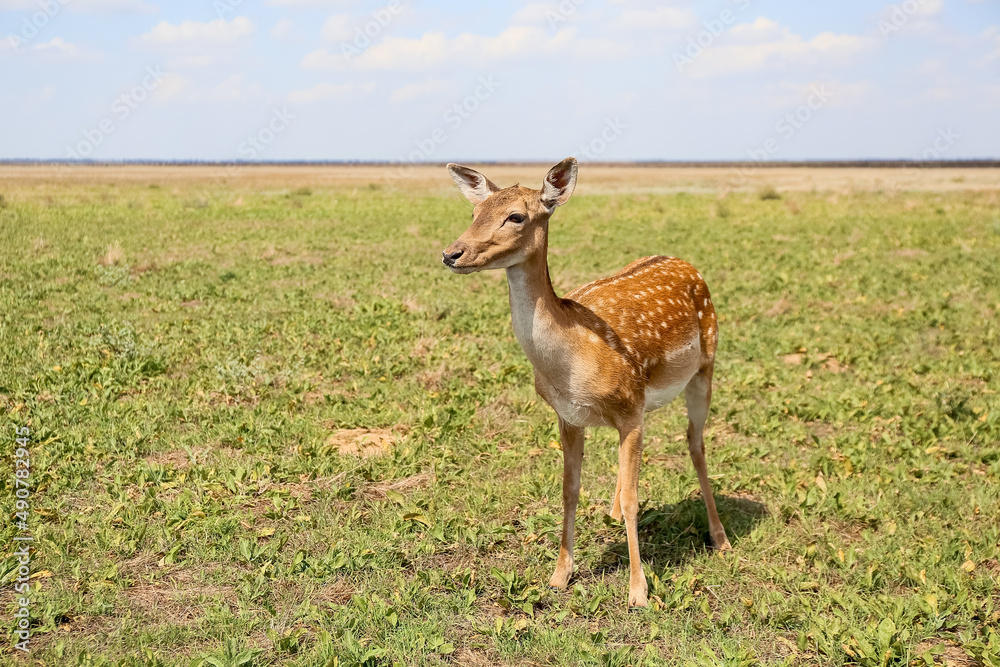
(142, 449, 199, 469)
(327, 427, 406, 458)
(99, 240, 126, 266)
(3, 164, 1000, 195)
(361, 471, 435, 500)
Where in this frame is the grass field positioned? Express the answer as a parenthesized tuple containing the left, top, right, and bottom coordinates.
(1, 165, 999, 666)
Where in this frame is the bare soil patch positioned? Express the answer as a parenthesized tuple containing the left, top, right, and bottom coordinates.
(328, 426, 407, 458)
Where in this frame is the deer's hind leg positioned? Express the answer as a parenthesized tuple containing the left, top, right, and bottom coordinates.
(685, 363, 731, 550)
(610, 469, 623, 521)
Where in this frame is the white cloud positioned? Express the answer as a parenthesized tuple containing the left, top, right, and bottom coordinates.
(320, 14, 354, 43)
(978, 25, 1000, 66)
(512, 0, 695, 36)
(168, 55, 219, 69)
(212, 74, 261, 102)
(319, 5, 417, 45)
(510, 3, 567, 25)
(151, 73, 197, 103)
(388, 78, 457, 103)
(32, 36, 75, 52)
(287, 81, 375, 103)
(270, 18, 299, 42)
(0, 34, 99, 63)
(916, 58, 946, 76)
(897, 0, 944, 17)
(978, 83, 1000, 111)
(135, 16, 254, 69)
(263, 0, 356, 7)
(683, 18, 875, 78)
(613, 6, 696, 31)
(144, 72, 263, 103)
(762, 79, 874, 109)
(75, 0, 158, 11)
(138, 16, 254, 47)
(0, 0, 156, 12)
(875, 0, 945, 38)
(925, 86, 956, 101)
(34, 84, 56, 101)
(1, 84, 57, 109)
(301, 25, 628, 71)
(29, 37, 102, 62)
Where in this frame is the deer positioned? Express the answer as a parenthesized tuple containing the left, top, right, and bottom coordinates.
(441, 157, 731, 608)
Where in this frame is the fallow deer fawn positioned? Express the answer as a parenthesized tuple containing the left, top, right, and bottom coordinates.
(442, 158, 730, 608)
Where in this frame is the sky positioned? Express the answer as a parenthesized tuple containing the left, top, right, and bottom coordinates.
(1, 0, 998, 162)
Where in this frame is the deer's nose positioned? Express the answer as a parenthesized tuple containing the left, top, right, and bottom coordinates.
(442, 248, 464, 267)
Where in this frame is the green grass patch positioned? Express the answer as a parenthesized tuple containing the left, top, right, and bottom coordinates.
(1, 181, 998, 665)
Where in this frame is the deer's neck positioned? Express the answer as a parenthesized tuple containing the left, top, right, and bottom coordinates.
(505, 242, 570, 373)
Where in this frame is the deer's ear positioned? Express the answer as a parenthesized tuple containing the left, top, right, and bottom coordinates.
(447, 163, 500, 205)
(541, 157, 578, 210)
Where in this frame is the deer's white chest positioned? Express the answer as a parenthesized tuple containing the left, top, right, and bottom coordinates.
(507, 279, 564, 370)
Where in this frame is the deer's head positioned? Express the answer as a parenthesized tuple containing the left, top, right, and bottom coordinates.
(442, 158, 577, 273)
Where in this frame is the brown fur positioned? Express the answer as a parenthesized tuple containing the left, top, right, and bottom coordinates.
(443, 158, 730, 608)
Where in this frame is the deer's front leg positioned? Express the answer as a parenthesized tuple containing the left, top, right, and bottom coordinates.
(617, 417, 648, 608)
(549, 418, 584, 589)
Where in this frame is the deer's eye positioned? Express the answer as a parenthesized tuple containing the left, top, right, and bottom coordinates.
(507, 213, 526, 224)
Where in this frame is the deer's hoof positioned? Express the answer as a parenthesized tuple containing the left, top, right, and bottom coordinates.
(712, 531, 732, 551)
(628, 589, 648, 609)
(548, 568, 572, 590)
